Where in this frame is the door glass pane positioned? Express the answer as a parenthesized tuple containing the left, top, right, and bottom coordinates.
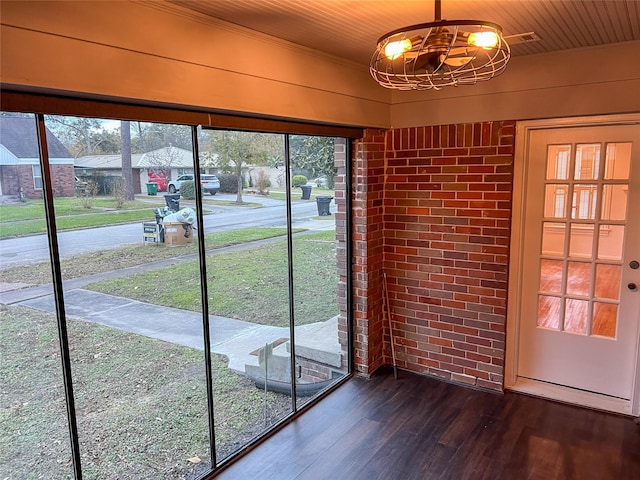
(574, 144, 601, 180)
(537, 295, 561, 329)
(571, 185, 598, 219)
(544, 184, 568, 218)
(539, 259, 563, 293)
(601, 184, 628, 221)
(541, 222, 565, 256)
(566, 261, 590, 296)
(546, 145, 571, 180)
(0, 113, 74, 479)
(594, 264, 621, 300)
(569, 224, 593, 259)
(564, 299, 588, 335)
(604, 143, 631, 180)
(597, 225, 625, 261)
(592, 303, 618, 338)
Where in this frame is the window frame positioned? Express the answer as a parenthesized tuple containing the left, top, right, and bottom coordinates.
(2, 89, 359, 479)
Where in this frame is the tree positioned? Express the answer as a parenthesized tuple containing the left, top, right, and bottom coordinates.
(120, 121, 135, 201)
(44, 115, 120, 157)
(205, 131, 275, 203)
(289, 136, 336, 188)
(131, 122, 192, 153)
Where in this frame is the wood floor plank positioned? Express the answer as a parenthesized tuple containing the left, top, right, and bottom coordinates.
(210, 370, 640, 480)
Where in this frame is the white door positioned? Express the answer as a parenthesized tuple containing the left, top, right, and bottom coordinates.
(517, 124, 640, 400)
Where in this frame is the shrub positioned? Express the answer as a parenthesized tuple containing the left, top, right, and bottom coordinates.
(255, 171, 271, 195)
(291, 175, 308, 188)
(217, 174, 239, 193)
(78, 180, 99, 209)
(180, 180, 196, 199)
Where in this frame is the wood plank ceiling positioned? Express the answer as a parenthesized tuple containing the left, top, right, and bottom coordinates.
(166, 0, 640, 64)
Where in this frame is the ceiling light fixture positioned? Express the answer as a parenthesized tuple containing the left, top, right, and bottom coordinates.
(370, 0, 511, 90)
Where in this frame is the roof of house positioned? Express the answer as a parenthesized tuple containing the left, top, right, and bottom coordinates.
(75, 146, 195, 169)
(0, 115, 72, 159)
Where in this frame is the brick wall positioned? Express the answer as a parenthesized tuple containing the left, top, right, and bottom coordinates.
(351, 122, 515, 391)
(350, 129, 387, 375)
(1, 164, 75, 198)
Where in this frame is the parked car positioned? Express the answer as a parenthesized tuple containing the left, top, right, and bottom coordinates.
(167, 174, 193, 193)
(201, 174, 220, 195)
(167, 174, 220, 195)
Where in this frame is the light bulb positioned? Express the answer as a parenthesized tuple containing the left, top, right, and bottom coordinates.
(384, 38, 412, 60)
(468, 31, 499, 49)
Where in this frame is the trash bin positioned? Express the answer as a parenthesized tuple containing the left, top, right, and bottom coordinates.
(300, 185, 312, 200)
(164, 194, 180, 212)
(146, 182, 158, 196)
(316, 195, 333, 216)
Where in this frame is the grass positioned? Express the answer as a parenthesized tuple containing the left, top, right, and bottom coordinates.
(0, 305, 290, 480)
(0, 210, 160, 237)
(0, 197, 163, 222)
(86, 230, 338, 327)
(0, 227, 299, 286)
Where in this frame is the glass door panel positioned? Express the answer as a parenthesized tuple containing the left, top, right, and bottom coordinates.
(44, 117, 210, 479)
(536, 141, 631, 339)
(0, 113, 74, 479)
(288, 135, 347, 409)
(197, 129, 293, 463)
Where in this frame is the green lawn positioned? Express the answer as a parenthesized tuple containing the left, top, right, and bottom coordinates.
(0, 197, 161, 222)
(87, 230, 338, 327)
(0, 306, 290, 480)
(0, 227, 299, 286)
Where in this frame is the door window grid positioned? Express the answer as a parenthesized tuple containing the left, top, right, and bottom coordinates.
(538, 142, 630, 338)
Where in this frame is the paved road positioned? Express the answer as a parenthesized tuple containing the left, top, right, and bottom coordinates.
(0, 194, 333, 269)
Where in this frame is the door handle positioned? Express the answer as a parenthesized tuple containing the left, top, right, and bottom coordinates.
(630, 260, 640, 270)
(629, 283, 638, 291)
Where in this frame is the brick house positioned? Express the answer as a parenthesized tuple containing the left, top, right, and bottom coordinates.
(0, 115, 74, 198)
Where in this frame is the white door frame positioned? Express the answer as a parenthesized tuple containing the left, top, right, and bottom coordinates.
(505, 113, 640, 416)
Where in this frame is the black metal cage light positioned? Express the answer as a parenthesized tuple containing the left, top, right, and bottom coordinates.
(370, 0, 511, 90)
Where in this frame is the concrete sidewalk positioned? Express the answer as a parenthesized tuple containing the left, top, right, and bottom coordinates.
(19, 288, 291, 373)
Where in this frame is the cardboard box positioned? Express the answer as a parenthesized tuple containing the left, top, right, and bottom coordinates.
(164, 222, 193, 246)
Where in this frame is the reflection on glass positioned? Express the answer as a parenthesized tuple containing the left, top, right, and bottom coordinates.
(571, 184, 598, 219)
(598, 225, 625, 261)
(601, 184, 628, 221)
(0, 113, 73, 479)
(541, 222, 565, 257)
(569, 224, 593, 259)
(592, 302, 618, 338)
(537, 295, 561, 329)
(544, 184, 568, 218)
(566, 261, 590, 296)
(546, 145, 571, 180)
(604, 143, 631, 180)
(539, 259, 563, 293)
(574, 144, 601, 180)
(595, 264, 621, 300)
(564, 299, 588, 334)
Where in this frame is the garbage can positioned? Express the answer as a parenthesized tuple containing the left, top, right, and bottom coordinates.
(146, 182, 158, 196)
(316, 195, 333, 216)
(164, 194, 180, 212)
(300, 185, 312, 200)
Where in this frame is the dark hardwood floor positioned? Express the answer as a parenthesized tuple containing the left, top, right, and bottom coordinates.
(210, 368, 640, 480)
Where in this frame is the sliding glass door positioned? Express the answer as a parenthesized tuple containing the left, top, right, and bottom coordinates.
(0, 110, 352, 479)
